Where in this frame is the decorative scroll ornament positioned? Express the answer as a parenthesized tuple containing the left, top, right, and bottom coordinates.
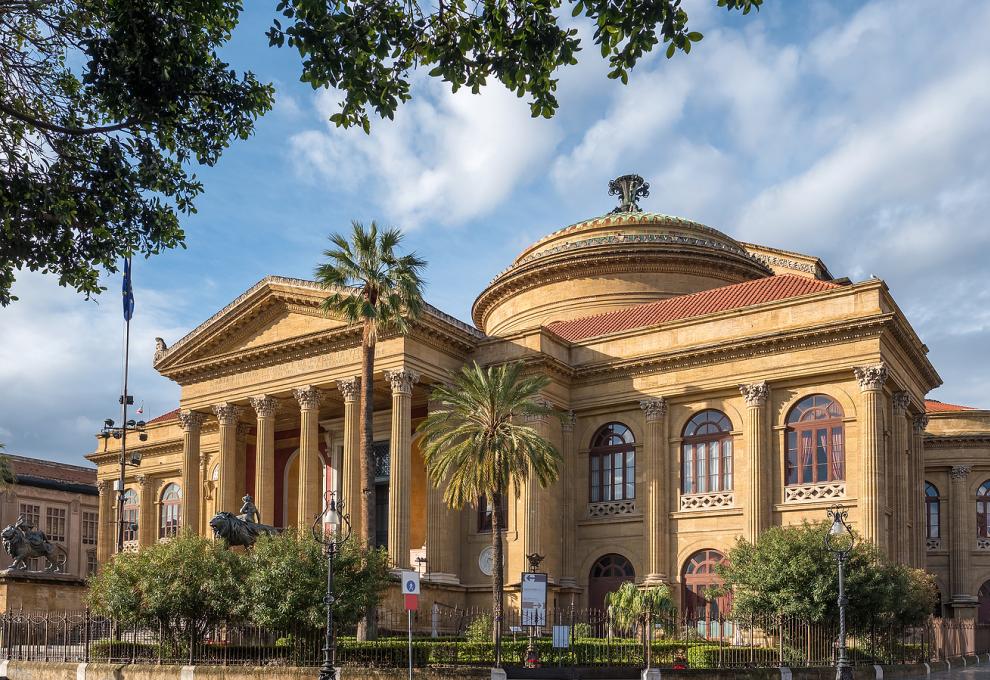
(892, 391, 911, 412)
(384, 369, 419, 396)
(639, 398, 667, 422)
(178, 410, 207, 431)
(914, 414, 930, 433)
(212, 402, 244, 426)
(336, 377, 360, 402)
(950, 465, 972, 482)
(854, 362, 888, 391)
(249, 395, 280, 419)
(293, 385, 324, 410)
(608, 174, 650, 213)
(739, 382, 769, 407)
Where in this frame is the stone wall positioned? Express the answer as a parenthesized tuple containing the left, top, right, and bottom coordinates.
(0, 573, 88, 611)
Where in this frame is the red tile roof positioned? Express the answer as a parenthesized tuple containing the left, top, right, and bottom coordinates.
(546, 275, 841, 342)
(925, 399, 980, 413)
(147, 408, 180, 424)
(5, 454, 97, 486)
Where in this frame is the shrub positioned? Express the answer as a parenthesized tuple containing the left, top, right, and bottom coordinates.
(686, 644, 777, 669)
(465, 613, 493, 644)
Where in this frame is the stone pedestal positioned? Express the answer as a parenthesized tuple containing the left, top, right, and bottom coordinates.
(0, 570, 88, 611)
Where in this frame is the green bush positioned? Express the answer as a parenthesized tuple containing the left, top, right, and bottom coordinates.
(686, 644, 778, 669)
(465, 612, 493, 644)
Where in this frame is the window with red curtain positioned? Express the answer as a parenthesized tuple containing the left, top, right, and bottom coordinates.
(681, 410, 733, 494)
(159, 483, 182, 539)
(785, 395, 844, 485)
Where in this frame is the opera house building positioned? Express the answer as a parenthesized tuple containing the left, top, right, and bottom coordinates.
(87, 178, 990, 621)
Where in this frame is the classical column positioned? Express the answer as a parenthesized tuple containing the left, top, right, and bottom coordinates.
(913, 414, 929, 566)
(337, 377, 362, 539)
(559, 411, 577, 588)
(425, 399, 460, 584)
(640, 398, 669, 584)
(198, 452, 210, 535)
(249, 395, 280, 526)
(385, 369, 418, 569)
(854, 363, 887, 548)
(293, 386, 324, 528)
(949, 465, 977, 615)
(178, 410, 206, 537)
(739, 382, 770, 542)
(891, 392, 911, 564)
(212, 402, 244, 516)
(136, 475, 158, 547)
(96, 480, 114, 563)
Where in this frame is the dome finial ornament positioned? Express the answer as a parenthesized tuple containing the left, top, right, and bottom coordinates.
(608, 174, 650, 213)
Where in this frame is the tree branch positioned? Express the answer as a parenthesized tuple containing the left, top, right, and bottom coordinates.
(0, 101, 140, 136)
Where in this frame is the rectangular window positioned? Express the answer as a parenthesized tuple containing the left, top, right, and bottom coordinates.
(722, 440, 733, 490)
(46, 507, 67, 542)
(708, 442, 719, 492)
(590, 456, 600, 502)
(815, 429, 828, 482)
(19, 503, 40, 529)
(624, 450, 635, 500)
(830, 426, 844, 479)
(785, 431, 797, 485)
(87, 551, 98, 577)
(477, 495, 507, 533)
(602, 454, 614, 501)
(682, 445, 695, 494)
(82, 511, 98, 545)
(800, 431, 814, 484)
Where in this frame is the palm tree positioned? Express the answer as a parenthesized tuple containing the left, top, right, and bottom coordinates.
(315, 221, 426, 640)
(417, 361, 561, 667)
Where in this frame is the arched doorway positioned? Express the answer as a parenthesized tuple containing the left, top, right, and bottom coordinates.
(682, 549, 730, 638)
(588, 553, 635, 611)
(978, 581, 990, 624)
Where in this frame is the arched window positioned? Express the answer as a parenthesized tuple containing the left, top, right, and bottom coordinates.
(682, 410, 733, 494)
(589, 423, 635, 503)
(682, 549, 731, 637)
(978, 481, 990, 538)
(785, 395, 845, 485)
(588, 553, 635, 611)
(122, 489, 139, 545)
(925, 482, 941, 538)
(159, 483, 182, 539)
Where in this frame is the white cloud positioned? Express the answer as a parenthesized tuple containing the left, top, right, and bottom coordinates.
(288, 79, 562, 228)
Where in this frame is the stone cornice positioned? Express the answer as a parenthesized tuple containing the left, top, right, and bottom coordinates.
(924, 434, 990, 450)
(86, 439, 184, 466)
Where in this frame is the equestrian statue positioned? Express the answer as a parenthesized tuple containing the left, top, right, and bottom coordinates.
(2, 516, 67, 572)
(209, 494, 279, 548)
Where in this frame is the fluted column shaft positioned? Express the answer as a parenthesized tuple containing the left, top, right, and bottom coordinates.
(294, 386, 324, 528)
(913, 415, 929, 567)
(891, 393, 911, 564)
(137, 475, 158, 547)
(198, 453, 209, 535)
(386, 369, 418, 569)
(249, 396, 279, 526)
(641, 398, 668, 583)
(337, 378, 362, 539)
(950, 465, 973, 602)
(179, 411, 206, 537)
(855, 364, 887, 548)
(213, 403, 244, 516)
(96, 481, 113, 564)
(559, 411, 577, 588)
(740, 383, 769, 542)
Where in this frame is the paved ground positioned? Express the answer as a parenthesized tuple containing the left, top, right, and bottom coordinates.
(933, 665, 990, 680)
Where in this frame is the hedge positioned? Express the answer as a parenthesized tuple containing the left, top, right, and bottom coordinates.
(687, 644, 778, 669)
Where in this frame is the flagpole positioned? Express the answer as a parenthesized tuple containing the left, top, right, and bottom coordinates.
(116, 255, 133, 555)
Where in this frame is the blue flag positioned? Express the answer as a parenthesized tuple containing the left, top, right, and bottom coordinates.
(122, 258, 135, 321)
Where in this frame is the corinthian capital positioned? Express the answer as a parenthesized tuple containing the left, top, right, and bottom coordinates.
(739, 382, 769, 408)
(639, 398, 667, 422)
(914, 413, 930, 433)
(249, 395, 280, 419)
(892, 391, 911, 413)
(178, 410, 207, 432)
(950, 465, 972, 482)
(854, 362, 888, 392)
(561, 410, 576, 432)
(336, 377, 360, 403)
(96, 479, 111, 495)
(293, 385, 324, 411)
(212, 402, 244, 426)
(385, 369, 419, 396)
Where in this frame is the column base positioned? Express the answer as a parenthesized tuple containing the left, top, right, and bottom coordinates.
(951, 596, 979, 620)
(558, 577, 578, 589)
(642, 573, 669, 586)
(424, 572, 461, 586)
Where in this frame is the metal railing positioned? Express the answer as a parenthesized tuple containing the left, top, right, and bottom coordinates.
(0, 608, 981, 669)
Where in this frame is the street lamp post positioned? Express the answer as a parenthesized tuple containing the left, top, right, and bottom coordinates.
(97, 416, 148, 553)
(825, 504, 855, 680)
(313, 491, 352, 680)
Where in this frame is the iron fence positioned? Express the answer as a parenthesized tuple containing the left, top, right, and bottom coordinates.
(0, 608, 981, 669)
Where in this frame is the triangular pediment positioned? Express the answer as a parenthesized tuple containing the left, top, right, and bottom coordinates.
(155, 276, 353, 371)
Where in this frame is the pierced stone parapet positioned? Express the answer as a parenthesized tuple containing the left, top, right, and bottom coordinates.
(926, 537, 943, 552)
(784, 482, 846, 503)
(679, 491, 733, 511)
(587, 501, 636, 518)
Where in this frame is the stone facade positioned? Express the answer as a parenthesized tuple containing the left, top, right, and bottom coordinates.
(84, 201, 987, 618)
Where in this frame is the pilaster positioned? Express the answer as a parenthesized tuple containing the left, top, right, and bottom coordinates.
(337, 377, 363, 539)
(249, 395, 280, 526)
(96, 480, 114, 564)
(912, 414, 929, 566)
(891, 392, 911, 564)
(640, 397, 668, 584)
(213, 402, 244, 517)
(385, 369, 418, 569)
(136, 475, 158, 548)
(293, 386, 324, 528)
(739, 382, 770, 542)
(559, 410, 577, 588)
(198, 452, 210, 535)
(854, 363, 887, 548)
(178, 410, 206, 538)
(949, 464, 976, 612)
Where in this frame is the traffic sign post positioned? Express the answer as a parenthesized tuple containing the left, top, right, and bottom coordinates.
(521, 571, 547, 667)
(402, 571, 420, 680)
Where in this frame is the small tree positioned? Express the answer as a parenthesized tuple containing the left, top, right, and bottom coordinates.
(717, 522, 935, 630)
(88, 532, 249, 645)
(244, 529, 391, 632)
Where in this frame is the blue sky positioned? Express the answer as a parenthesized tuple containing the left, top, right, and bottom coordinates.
(2, 0, 989, 464)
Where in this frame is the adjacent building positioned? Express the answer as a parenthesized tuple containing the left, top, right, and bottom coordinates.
(85, 179, 990, 622)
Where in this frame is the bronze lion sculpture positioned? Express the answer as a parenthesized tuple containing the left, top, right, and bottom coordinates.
(209, 511, 279, 548)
